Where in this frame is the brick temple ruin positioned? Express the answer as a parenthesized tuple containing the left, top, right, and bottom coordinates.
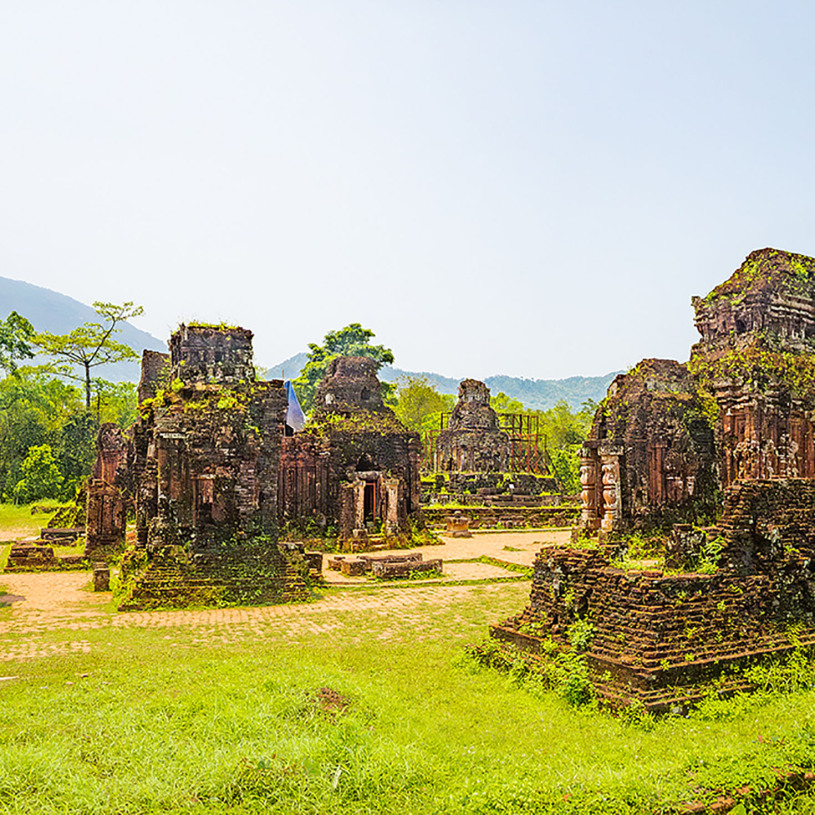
(81, 328, 427, 607)
(491, 248, 815, 709)
(420, 378, 566, 530)
(581, 247, 815, 534)
(579, 358, 719, 533)
(85, 422, 129, 559)
(436, 379, 510, 472)
(425, 378, 547, 477)
(105, 324, 312, 609)
(493, 478, 815, 711)
(278, 355, 421, 543)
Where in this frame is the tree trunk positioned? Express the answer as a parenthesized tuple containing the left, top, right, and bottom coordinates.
(84, 362, 91, 409)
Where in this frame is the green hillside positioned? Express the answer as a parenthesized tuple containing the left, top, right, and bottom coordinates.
(2, 277, 619, 406)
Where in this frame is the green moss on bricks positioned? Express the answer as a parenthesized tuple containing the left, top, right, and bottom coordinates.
(701, 248, 815, 305)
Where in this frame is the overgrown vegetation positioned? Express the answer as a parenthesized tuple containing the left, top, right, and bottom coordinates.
(3, 579, 815, 814)
(292, 323, 395, 412)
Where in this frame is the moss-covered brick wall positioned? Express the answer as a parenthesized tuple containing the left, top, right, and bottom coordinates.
(493, 478, 815, 711)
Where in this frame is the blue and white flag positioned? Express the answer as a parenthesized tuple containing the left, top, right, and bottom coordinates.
(285, 380, 306, 433)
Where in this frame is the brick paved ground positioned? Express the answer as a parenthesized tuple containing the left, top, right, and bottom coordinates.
(0, 530, 565, 662)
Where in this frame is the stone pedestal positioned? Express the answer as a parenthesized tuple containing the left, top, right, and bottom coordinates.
(445, 511, 472, 538)
(93, 562, 110, 592)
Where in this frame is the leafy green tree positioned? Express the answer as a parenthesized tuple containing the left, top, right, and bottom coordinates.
(34, 301, 143, 408)
(393, 376, 455, 433)
(293, 323, 394, 412)
(0, 371, 83, 499)
(0, 311, 35, 375)
(0, 368, 137, 501)
(55, 411, 99, 496)
(490, 391, 525, 413)
(537, 400, 596, 494)
(548, 446, 582, 495)
(91, 379, 138, 427)
(539, 399, 594, 449)
(13, 444, 64, 503)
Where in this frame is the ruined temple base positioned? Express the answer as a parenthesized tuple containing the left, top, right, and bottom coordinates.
(4, 544, 87, 573)
(488, 623, 815, 713)
(485, 478, 815, 712)
(420, 505, 579, 530)
(117, 545, 312, 611)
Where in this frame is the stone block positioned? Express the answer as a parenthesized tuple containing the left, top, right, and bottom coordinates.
(93, 563, 110, 592)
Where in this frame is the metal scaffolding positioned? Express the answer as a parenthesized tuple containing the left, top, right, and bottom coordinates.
(421, 411, 548, 474)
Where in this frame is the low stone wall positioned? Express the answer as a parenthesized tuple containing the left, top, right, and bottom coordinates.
(490, 479, 815, 711)
(4, 545, 86, 572)
(423, 493, 564, 507)
(421, 505, 578, 530)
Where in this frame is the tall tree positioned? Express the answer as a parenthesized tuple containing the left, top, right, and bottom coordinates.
(293, 323, 394, 412)
(490, 391, 525, 413)
(393, 376, 455, 433)
(34, 301, 143, 408)
(0, 311, 35, 375)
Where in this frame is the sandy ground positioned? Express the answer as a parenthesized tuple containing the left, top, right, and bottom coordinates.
(0, 529, 568, 661)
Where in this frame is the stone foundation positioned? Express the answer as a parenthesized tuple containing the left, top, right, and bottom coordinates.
(492, 479, 815, 710)
(118, 544, 309, 610)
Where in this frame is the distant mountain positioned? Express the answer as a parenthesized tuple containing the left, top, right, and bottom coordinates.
(1, 277, 619, 405)
(268, 353, 618, 410)
(265, 352, 309, 381)
(0, 276, 166, 382)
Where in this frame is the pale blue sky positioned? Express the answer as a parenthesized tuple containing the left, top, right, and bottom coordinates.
(2, 1, 814, 377)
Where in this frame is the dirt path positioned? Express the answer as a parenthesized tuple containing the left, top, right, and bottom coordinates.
(0, 530, 562, 660)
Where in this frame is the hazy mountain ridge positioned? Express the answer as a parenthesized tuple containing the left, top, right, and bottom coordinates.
(268, 353, 619, 411)
(0, 276, 166, 382)
(2, 277, 619, 407)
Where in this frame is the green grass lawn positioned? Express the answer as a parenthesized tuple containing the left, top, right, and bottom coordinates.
(0, 501, 60, 543)
(1, 580, 814, 814)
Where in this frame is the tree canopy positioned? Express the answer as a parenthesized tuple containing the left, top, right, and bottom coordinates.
(34, 301, 143, 408)
(393, 376, 455, 433)
(0, 311, 35, 375)
(490, 391, 525, 413)
(293, 323, 394, 412)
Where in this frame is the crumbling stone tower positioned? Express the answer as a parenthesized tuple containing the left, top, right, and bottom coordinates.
(85, 422, 129, 559)
(581, 248, 815, 533)
(580, 359, 718, 532)
(435, 379, 510, 472)
(119, 324, 309, 609)
(278, 356, 421, 542)
(690, 247, 815, 487)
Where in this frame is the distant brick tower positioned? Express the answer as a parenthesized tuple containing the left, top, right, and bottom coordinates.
(435, 379, 510, 472)
(279, 356, 421, 541)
